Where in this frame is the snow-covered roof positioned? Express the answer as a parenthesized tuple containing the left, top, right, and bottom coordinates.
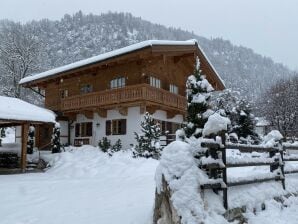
(0, 96, 56, 123)
(19, 39, 224, 88)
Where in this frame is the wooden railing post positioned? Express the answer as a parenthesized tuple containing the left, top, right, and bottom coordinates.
(269, 150, 278, 172)
(21, 123, 29, 172)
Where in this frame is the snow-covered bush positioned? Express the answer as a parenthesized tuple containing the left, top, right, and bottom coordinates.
(110, 139, 122, 153)
(211, 89, 260, 144)
(98, 138, 124, 156)
(184, 57, 214, 139)
(98, 137, 111, 153)
(155, 140, 228, 224)
(262, 130, 283, 147)
(52, 123, 61, 153)
(27, 125, 35, 154)
(0, 127, 5, 146)
(134, 112, 162, 159)
(202, 113, 230, 137)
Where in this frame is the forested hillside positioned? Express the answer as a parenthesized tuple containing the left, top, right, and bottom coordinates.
(0, 11, 294, 102)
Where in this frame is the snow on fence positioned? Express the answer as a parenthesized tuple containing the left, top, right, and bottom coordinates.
(200, 134, 298, 210)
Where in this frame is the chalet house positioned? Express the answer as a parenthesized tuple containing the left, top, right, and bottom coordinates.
(19, 40, 225, 149)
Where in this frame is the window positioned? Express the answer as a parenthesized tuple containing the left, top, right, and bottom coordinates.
(60, 89, 68, 98)
(80, 84, 93, 94)
(75, 122, 93, 137)
(150, 76, 161, 88)
(106, 119, 126, 135)
(110, 77, 125, 89)
(154, 119, 181, 135)
(169, 84, 178, 94)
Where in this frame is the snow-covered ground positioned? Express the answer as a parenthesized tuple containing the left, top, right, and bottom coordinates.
(2, 127, 15, 144)
(0, 146, 158, 224)
(245, 195, 298, 224)
(1, 143, 298, 223)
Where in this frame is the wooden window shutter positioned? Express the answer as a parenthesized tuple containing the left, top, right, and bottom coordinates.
(86, 122, 93, 137)
(162, 121, 166, 134)
(120, 119, 126, 135)
(75, 123, 80, 137)
(166, 122, 172, 134)
(106, 120, 111, 136)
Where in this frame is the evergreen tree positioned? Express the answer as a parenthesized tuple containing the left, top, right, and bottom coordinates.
(134, 112, 162, 159)
(110, 139, 122, 155)
(52, 123, 61, 153)
(27, 125, 35, 154)
(233, 99, 259, 141)
(0, 128, 5, 138)
(98, 137, 111, 153)
(0, 127, 5, 146)
(184, 57, 214, 138)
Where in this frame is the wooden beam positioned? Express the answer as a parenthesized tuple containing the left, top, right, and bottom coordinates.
(95, 109, 107, 118)
(166, 111, 177, 119)
(21, 123, 29, 172)
(63, 112, 77, 121)
(146, 105, 158, 115)
(118, 107, 128, 116)
(82, 111, 94, 119)
(0, 122, 23, 128)
(140, 105, 146, 114)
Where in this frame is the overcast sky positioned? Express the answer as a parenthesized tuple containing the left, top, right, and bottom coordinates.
(0, 0, 297, 70)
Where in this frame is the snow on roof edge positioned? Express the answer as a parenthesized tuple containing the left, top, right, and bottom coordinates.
(0, 96, 56, 123)
(19, 39, 198, 85)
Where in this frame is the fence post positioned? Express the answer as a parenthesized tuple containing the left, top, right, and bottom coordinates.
(278, 140, 286, 190)
(269, 150, 278, 172)
(220, 132, 228, 210)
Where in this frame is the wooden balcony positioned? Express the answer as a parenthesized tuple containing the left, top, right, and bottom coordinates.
(60, 84, 187, 113)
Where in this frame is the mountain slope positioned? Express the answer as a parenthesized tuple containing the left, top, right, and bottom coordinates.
(0, 11, 294, 101)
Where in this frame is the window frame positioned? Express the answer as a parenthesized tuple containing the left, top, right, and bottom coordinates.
(60, 89, 68, 98)
(106, 119, 126, 135)
(169, 84, 179, 94)
(110, 77, 126, 89)
(149, 76, 161, 88)
(80, 84, 93, 94)
(75, 122, 93, 137)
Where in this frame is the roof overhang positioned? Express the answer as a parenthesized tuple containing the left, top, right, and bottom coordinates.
(19, 39, 225, 90)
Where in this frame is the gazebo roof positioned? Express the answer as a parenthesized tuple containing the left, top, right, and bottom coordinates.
(0, 96, 56, 125)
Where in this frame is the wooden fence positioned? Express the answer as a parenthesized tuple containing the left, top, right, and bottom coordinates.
(200, 135, 298, 209)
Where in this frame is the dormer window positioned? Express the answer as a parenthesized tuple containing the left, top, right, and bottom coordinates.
(150, 76, 161, 88)
(80, 84, 93, 94)
(169, 84, 178, 94)
(111, 77, 125, 89)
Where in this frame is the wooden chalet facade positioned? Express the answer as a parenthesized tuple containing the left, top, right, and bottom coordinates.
(20, 40, 225, 148)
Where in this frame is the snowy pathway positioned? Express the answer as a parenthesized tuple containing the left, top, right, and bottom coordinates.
(0, 148, 158, 224)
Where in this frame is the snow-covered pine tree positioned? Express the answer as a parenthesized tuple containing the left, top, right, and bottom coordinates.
(184, 57, 214, 138)
(0, 128, 5, 146)
(0, 128, 5, 138)
(27, 125, 35, 154)
(134, 112, 162, 159)
(233, 99, 259, 142)
(52, 123, 61, 153)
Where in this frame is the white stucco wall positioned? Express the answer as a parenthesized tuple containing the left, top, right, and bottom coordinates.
(59, 120, 69, 145)
(71, 107, 184, 149)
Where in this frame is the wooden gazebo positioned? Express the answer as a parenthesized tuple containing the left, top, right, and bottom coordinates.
(0, 96, 56, 172)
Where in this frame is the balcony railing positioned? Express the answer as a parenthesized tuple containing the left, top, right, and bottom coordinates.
(60, 84, 187, 112)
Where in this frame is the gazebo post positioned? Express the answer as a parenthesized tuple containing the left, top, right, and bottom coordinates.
(21, 123, 29, 172)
